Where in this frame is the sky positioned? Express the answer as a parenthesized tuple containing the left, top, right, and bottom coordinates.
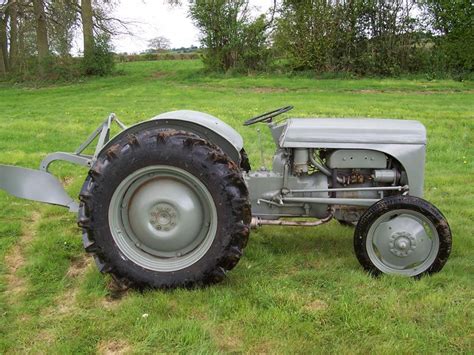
(106, 0, 276, 54)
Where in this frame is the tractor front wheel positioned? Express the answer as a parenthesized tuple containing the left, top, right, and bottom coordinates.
(78, 129, 251, 289)
(354, 195, 452, 277)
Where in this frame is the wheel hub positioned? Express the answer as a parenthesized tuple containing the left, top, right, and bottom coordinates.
(389, 231, 416, 257)
(367, 210, 439, 275)
(108, 165, 218, 272)
(149, 203, 177, 232)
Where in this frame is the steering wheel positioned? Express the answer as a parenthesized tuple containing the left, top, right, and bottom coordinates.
(243, 106, 294, 126)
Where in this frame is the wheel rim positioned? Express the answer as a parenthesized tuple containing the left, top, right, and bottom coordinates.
(366, 209, 439, 276)
(109, 165, 218, 272)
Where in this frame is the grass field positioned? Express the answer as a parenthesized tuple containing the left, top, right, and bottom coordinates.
(0, 60, 473, 353)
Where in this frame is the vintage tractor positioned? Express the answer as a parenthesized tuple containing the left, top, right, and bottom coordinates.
(0, 107, 452, 289)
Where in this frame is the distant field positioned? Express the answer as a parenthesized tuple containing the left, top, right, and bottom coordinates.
(0, 60, 473, 353)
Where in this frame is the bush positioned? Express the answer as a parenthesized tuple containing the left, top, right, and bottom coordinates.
(81, 34, 115, 76)
(190, 0, 272, 73)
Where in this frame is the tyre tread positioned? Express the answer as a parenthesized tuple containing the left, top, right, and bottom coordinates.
(78, 129, 251, 289)
(354, 195, 452, 277)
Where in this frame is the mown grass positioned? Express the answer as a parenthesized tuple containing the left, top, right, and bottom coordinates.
(0, 60, 473, 353)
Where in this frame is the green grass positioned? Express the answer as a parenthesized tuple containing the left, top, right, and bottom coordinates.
(0, 60, 473, 353)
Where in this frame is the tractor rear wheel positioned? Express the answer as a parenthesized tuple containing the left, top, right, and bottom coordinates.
(78, 129, 251, 289)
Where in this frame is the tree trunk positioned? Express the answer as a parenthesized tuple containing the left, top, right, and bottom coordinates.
(32, 0, 49, 62)
(0, 42, 6, 76)
(9, 0, 18, 70)
(81, 0, 94, 59)
(0, 11, 8, 72)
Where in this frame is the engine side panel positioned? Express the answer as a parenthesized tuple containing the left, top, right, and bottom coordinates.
(327, 150, 387, 169)
(278, 119, 426, 197)
(245, 171, 329, 219)
(289, 143, 424, 197)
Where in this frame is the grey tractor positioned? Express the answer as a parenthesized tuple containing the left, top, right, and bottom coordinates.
(0, 107, 452, 288)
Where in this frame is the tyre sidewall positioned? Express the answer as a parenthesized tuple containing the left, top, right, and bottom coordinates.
(85, 131, 250, 288)
(354, 195, 452, 277)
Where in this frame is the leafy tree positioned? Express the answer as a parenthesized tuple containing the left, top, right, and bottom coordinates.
(275, 0, 426, 75)
(148, 36, 171, 53)
(188, 0, 274, 72)
(49, 0, 77, 57)
(32, 0, 49, 65)
(0, 0, 119, 79)
(422, 0, 473, 73)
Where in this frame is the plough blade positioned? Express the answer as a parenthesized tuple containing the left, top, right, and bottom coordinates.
(0, 165, 78, 212)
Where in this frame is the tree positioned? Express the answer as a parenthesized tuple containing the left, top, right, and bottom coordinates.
(148, 36, 171, 53)
(32, 0, 49, 62)
(8, 0, 18, 69)
(0, 30, 5, 75)
(81, 0, 94, 61)
(422, 0, 474, 73)
(274, 0, 424, 75)
(0, 1, 9, 73)
(0, 0, 122, 79)
(80, 0, 117, 75)
(49, 0, 78, 57)
(188, 0, 274, 72)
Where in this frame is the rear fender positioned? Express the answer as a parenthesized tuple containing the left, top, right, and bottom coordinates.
(98, 110, 244, 164)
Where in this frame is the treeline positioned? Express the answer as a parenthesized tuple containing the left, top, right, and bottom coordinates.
(187, 0, 473, 77)
(1, 0, 472, 81)
(117, 52, 200, 63)
(0, 0, 115, 80)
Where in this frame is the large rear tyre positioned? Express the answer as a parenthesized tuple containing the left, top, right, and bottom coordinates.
(78, 129, 251, 289)
(354, 195, 451, 277)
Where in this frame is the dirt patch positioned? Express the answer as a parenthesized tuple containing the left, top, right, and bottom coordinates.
(303, 299, 328, 312)
(4, 211, 41, 300)
(37, 329, 56, 345)
(251, 340, 278, 354)
(66, 255, 92, 278)
(249, 87, 289, 94)
(100, 293, 128, 310)
(97, 340, 131, 355)
(96, 279, 130, 310)
(217, 335, 243, 353)
(350, 89, 473, 95)
(150, 71, 169, 79)
(62, 176, 75, 187)
(56, 288, 79, 315)
(4, 245, 27, 295)
(211, 325, 243, 353)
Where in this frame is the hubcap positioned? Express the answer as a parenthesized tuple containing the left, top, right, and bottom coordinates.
(389, 231, 417, 257)
(109, 165, 217, 272)
(366, 209, 439, 276)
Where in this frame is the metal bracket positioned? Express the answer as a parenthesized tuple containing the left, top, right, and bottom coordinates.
(40, 113, 127, 173)
(0, 114, 127, 213)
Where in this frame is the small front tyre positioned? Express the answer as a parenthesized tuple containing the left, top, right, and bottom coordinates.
(354, 195, 452, 277)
